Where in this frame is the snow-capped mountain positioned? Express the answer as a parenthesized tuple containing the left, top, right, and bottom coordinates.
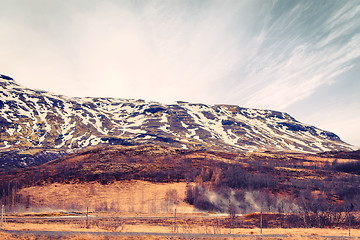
(0, 74, 355, 153)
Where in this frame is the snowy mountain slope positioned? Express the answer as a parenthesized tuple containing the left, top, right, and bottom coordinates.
(0, 74, 355, 153)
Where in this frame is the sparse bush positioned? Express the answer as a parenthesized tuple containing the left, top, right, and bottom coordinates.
(333, 160, 360, 174)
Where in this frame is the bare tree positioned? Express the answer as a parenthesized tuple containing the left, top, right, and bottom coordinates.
(165, 189, 179, 207)
(228, 202, 237, 220)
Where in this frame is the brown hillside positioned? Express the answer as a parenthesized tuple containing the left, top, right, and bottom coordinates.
(1, 145, 240, 184)
(1, 144, 360, 227)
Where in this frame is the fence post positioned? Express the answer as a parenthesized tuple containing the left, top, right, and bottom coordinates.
(174, 207, 177, 232)
(348, 211, 351, 237)
(1, 204, 4, 227)
(86, 207, 89, 229)
(260, 211, 263, 234)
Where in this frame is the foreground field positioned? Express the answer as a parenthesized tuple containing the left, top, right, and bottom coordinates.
(1, 210, 360, 239)
(1, 227, 360, 239)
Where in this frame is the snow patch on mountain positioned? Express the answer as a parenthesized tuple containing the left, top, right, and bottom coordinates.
(0, 75, 356, 153)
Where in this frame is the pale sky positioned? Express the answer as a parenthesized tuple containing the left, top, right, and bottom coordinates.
(1, 0, 359, 147)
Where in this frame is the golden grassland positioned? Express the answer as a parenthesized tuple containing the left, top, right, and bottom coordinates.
(1, 223, 360, 240)
(2, 218, 360, 236)
(0, 232, 193, 240)
(18, 180, 194, 213)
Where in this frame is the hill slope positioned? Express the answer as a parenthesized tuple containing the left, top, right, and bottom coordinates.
(0, 74, 355, 155)
(2, 145, 360, 218)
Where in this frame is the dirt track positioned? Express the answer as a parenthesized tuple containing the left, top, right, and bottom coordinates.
(2, 229, 359, 239)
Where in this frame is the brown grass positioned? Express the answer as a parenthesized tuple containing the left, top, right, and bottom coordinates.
(17, 180, 194, 213)
(2, 216, 360, 239)
(0, 232, 197, 240)
(1, 229, 359, 240)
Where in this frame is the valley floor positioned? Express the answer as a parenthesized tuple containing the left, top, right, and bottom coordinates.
(2, 177, 360, 239)
(1, 211, 360, 239)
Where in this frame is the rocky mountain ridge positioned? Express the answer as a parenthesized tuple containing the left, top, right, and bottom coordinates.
(0, 74, 355, 156)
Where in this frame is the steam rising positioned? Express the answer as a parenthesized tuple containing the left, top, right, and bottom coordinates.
(202, 187, 299, 214)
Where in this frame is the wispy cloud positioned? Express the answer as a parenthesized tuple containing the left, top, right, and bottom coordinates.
(4, 0, 358, 107)
(1, 0, 247, 103)
(227, 1, 360, 110)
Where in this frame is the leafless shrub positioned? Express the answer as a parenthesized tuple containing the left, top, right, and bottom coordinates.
(89, 218, 125, 232)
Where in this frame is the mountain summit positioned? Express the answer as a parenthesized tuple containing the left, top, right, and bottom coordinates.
(0, 75, 355, 153)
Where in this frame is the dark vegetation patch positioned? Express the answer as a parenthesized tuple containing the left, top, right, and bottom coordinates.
(318, 150, 360, 160)
(0, 149, 67, 172)
(101, 137, 134, 146)
(221, 119, 248, 127)
(143, 107, 166, 114)
(332, 160, 360, 175)
(277, 122, 308, 132)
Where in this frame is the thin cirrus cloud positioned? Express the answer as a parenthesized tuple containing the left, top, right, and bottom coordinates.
(2, 0, 358, 105)
(227, 1, 360, 111)
(0, 0, 359, 145)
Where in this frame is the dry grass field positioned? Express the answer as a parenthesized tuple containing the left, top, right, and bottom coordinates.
(2, 219, 360, 236)
(1, 226, 360, 240)
(2, 209, 360, 239)
(0, 232, 194, 240)
(17, 180, 194, 213)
